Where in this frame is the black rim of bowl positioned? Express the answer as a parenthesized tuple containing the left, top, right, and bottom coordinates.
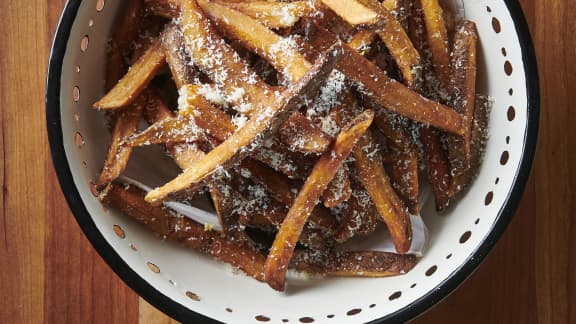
(46, 1, 540, 323)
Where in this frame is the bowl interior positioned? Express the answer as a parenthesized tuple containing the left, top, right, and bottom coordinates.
(50, 0, 536, 323)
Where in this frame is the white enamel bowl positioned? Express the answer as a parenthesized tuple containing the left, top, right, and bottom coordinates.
(46, 1, 539, 323)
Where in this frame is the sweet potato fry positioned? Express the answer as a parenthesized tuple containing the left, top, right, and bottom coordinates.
(94, 39, 166, 110)
(106, 0, 144, 90)
(97, 96, 145, 187)
(239, 159, 339, 234)
(145, 47, 341, 204)
(420, 126, 451, 211)
(278, 112, 333, 153)
(326, 251, 417, 277)
(298, 21, 465, 135)
(123, 114, 203, 147)
(445, 20, 478, 176)
(218, 1, 312, 29)
(320, 0, 379, 25)
(335, 180, 378, 242)
(419, 0, 451, 90)
(347, 29, 377, 55)
(352, 129, 412, 253)
(322, 165, 352, 208)
(161, 24, 200, 88)
(199, 0, 312, 84)
(103, 182, 267, 282)
(264, 109, 374, 291)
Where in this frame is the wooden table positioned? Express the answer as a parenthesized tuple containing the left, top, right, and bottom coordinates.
(1, 1, 573, 323)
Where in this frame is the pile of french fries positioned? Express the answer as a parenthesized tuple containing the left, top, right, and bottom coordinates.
(94, 0, 487, 291)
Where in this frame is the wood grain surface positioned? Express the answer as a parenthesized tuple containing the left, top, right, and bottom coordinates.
(0, 0, 574, 323)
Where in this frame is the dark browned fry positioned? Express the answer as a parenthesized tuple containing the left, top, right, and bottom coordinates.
(264, 110, 374, 291)
(97, 96, 145, 187)
(335, 180, 378, 242)
(161, 24, 199, 88)
(103, 183, 267, 282)
(144, 0, 179, 18)
(445, 21, 479, 176)
(322, 165, 352, 208)
(421, 126, 451, 211)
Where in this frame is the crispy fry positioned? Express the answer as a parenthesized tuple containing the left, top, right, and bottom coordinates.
(320, 0, 379, 25)
(264, 110, 374, 291)
(104, 183, 267, 282)
(298, 21, 465, 135)
(218, 1, 312, 29)
(347, 29, 377, 55)
(239, 159, 339, 234)
(161, 24, 199, 88)
(421, 126, 452, 211)
(97, 96, 145, 187)
(145, 47, 341, 204)
(278, 112, 333, 153)
(322, 165, 352, 208)
(419, 0, 451, 90)
(335, 180, 378, 242)
(326, 251, 417, 277)
(94, 39, 166, 110)
(106, 0, 144, 90)
(352, 129, 411, 253)
(445, 21, 478, 176)
(449, 95, 489, 198)
(124, 114, 203, 147)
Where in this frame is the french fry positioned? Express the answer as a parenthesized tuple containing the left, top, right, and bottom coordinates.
(298, 21, 465, 135)
(320, 0, 379, 25)
(445, 20, 478, 176)
(419, 0, 451, 90)
(326, 251, 417, 277)
(264, 110, 374, 291)
(97, 96, 145, 187)
(278, 112, 332, 153)
(123, 114, 203, 147)
(104, 183, 268, 282)
(420, 126, 452, 211)
(94, 39, 166, 110)
(322, 165, 352, 208)
(106, 0, 144, 90)
(335, 181, 378, 242)
(239, 159, 339, 234)
(347, 29, 377, 55)
(353, 129, 412, 253)
(145, 46, 341, 204)
(449, 95, 489, 198)
(218, 1, 313, 29)
(161, 24, 199, 88)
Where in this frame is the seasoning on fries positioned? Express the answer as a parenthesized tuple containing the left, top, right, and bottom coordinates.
(93, 0, 488, 291)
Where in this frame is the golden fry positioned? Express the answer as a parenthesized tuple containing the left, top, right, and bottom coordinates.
(94, 39, 166, 110)
(420, 0, 451, 90)
(264, 110, 374, 291)
(320, 0, 379, 25)
(161, 24, 199, 88)
(219, 1, 312, 29)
